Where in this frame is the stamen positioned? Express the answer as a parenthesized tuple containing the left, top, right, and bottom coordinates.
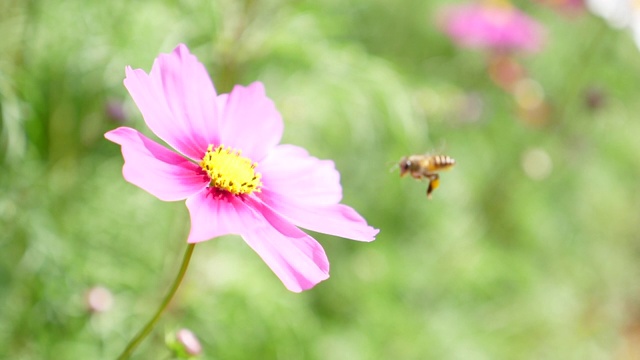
(199, 145, 262, 195)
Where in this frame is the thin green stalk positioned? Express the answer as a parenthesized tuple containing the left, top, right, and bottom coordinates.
(117, 243, 196, 360)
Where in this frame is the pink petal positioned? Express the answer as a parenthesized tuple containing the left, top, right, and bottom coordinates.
(256, 144, 378, 241)
(187, 191, 330, 291)
(258, 144, 342, 205)
(105, 127, 208, 201)
(185, 189, 256, 243)
(216, 82, 283, 161)
(241, 217, 330, 293)
(260, 190, 378, 242)
(124, 44, 217, 160)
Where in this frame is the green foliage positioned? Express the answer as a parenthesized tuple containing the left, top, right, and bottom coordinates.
(2, 0, 640, 359)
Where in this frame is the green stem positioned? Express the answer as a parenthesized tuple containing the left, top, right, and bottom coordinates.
(117, 243, 196, 360)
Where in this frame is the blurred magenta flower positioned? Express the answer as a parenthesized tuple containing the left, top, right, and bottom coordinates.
(106, 44, 378, 292)
(439, 1, 545, 53)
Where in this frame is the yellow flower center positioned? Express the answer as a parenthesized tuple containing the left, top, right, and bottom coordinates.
(199, 144, 262, 195)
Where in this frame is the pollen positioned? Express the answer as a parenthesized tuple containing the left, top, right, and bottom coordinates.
(199, 144, 262, 195)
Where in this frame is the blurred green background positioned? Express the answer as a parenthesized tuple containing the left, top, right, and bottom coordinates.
(2, 0, 640, 359)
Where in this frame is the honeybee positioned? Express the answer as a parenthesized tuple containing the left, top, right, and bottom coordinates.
(399, 154, 456, 199)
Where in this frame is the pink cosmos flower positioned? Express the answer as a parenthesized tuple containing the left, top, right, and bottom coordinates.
(105, 44, 378, 292)
(439, 2, 545, 53)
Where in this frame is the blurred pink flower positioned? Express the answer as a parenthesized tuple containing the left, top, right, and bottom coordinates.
(106, 44, 378, 292)
(176, 328, 202, 356)
(85, 286, 114, 313)
(440, 2, 545, 53)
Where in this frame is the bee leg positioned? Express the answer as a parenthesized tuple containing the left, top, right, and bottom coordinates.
(426, 174, 440, 199)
